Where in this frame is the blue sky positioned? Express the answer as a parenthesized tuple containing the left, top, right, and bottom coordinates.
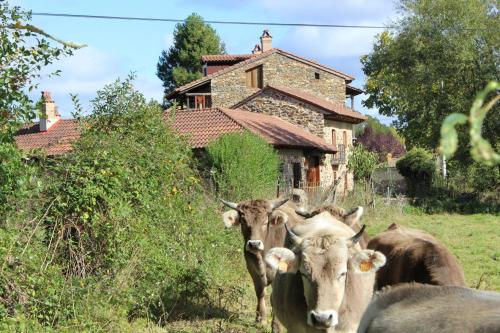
(14, 0, 398, 123)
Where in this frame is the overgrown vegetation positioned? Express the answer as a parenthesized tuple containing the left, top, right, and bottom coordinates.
(355, 116, 406, 160)
(396, 147, 436, 193)
(207, 131, 280, 202)
(0, 77, 246, 331)
(348, 145, 379, 183)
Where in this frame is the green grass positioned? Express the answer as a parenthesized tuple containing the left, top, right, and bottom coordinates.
(157, 205, 499, 332)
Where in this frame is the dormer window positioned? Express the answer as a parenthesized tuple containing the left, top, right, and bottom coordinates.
(246, 65, 263, 88)
(314, 72, 320, 79)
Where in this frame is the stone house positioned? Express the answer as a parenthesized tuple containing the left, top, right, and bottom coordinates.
(168, 30, 366, 193)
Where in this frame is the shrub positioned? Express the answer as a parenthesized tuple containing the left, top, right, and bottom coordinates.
(348, 145, 379, 183)
(357, 125, 406, 160)
(396, 148, 436, 194)
(207, 131, 280, 201)
(468, 162, 500, 193)
(1, 76, 246, 330)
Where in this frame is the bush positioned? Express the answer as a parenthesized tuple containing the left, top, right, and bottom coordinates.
(0, 76, 246, 330)
(207, 131, 280, 201)
(396, 148, 436, 194)
(468, 162, 500, 193)
(348, 145, 379, 183)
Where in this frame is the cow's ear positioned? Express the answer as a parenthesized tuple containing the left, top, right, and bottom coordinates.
(265, 247, 298, 274)
(344, 206, 364, 227)
(270, 210, 288, 226)
(350, 249, 386, 274)
(222, 210, 240, 228)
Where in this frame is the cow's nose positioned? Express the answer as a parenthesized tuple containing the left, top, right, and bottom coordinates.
(308, 310, 338, 328)
(246, 240, 264, 252)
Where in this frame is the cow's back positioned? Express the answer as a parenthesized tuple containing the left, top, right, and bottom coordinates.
(368, 224, 466, 288)
(358, 284, 500, 333)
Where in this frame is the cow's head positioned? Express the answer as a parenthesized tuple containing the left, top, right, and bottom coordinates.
(265, 219, 386, 330)
(296, 205, 364, 229)
(220, 198, 289, 253)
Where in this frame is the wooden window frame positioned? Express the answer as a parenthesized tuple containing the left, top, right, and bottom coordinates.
(246, 65, 263, 88)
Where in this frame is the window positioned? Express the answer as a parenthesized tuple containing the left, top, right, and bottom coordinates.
(331, 129, 337, 146)
(246, 66, 263, 88)
(314, 72, 320, 79)
(343, 131, 348, 146)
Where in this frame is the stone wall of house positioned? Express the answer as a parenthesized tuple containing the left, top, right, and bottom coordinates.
(278, 149, 304, 188)
(237, 88, 326, 137)
(323, 119, 355, 193)
(211, 52, 346, 108)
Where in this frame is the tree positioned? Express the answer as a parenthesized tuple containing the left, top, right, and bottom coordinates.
(157, 13, 225, 97)
(396, 147, 436, 193)
(356, 116, 406, 160)
(348, 145, 379, 183)
(0, 2, 84, 142)
(361, 0, 499, 158)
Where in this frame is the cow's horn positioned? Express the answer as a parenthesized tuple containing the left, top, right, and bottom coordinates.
(220, 198, 239, 211)
(348, 224, 366, 245)
(285, 223, 302, 245)
(295, 209, 311, 218)
(347, 224, 366, 245)
(271, 198, 289, 211)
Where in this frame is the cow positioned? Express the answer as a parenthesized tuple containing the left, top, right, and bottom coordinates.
(367, 223, 466, 289)
(265, 212, 387, 333)
(220, 198, 303, 324)
(357, 283, 500, 333)
(296, 205, 370, 248)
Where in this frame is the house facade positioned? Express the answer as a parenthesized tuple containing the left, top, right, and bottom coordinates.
(168, 30, 366, 193)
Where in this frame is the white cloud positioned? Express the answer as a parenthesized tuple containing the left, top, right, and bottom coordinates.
(283, 24, 382, 59)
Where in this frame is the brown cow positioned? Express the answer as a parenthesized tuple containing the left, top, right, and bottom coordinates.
(367, 223, 466, 289)
(266, 212, 386, 333)
(296, 205, 370, 248)
(220, 198, 302, 324)
(357, 283, 500, 333)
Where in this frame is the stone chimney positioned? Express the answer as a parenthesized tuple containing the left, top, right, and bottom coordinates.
(260, 29, 272, 52)
(39, 91, 60, 132)
(252, 44, 262, 54)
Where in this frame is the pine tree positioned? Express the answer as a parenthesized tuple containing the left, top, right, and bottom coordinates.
(157, 13, 225, 99)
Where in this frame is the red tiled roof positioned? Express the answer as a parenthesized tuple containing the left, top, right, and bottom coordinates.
(201, 54, 254, 62)
(346, 84, 363, 96)
(167, 48, 354, 98)
(168, 108, 245, 148)
(169, 108, 336, 153)
(234, 85, 367, 123)
(15, 119, 80, 155)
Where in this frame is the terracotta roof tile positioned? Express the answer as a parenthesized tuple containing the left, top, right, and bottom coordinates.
(168, 48, 354, 98)
(169, 108, 336, 153)
(15, 119, 80, 155)
(234, 85, 367, 123)
(168, 108, 245, 148)
(201, 54, 254, 62)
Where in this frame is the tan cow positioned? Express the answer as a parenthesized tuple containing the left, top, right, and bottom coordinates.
(296, 205, 370, 248)
(367, 223, 466, 289)
(357, 283, 500, 333)
(220, 198, 303, 324)
(266, 213, 386, 333)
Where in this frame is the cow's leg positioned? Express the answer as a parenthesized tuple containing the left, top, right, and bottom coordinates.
(252, 275, 267, 324)
(271, 310, 284, 333)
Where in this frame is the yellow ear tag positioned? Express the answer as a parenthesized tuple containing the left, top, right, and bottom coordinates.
(359, 260, 374, 272)
(278, 261, 288, 272)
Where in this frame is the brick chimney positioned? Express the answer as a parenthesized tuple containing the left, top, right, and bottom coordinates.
(260, 29, 272, 52)
(39, 91, 60, 132)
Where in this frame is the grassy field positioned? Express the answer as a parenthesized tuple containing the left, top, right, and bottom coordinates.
(155, 204, 499, 332)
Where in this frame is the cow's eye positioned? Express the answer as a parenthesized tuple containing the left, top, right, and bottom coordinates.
(337, 272, 347, 280)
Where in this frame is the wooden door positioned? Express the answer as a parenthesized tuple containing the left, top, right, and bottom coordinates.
(306, 156, 320, 187)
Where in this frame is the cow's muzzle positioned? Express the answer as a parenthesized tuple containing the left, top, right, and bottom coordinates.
(308, 310, 338, 329)
(246, 240, 264, 252)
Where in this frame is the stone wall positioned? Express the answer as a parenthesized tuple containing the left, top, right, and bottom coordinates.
(323, 119, 355, 193)
(211, 52, 346, 108)
(278, 149, 304, 188)
(237, 88, 325, 137)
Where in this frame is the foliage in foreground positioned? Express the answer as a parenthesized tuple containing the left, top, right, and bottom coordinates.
(0, 77, 244, 331)
(207, 131, 280, 202)
(0, 1, 83, 143)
